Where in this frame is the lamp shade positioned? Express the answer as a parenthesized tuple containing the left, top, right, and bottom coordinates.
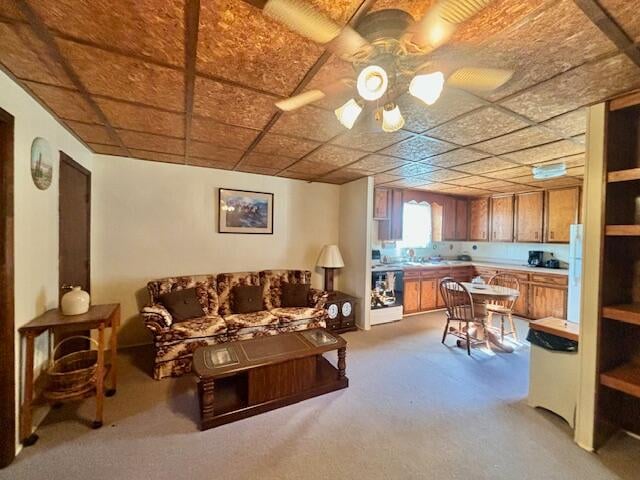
(316, 244, 345, 268)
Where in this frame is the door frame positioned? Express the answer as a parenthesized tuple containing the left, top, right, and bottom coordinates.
(58, 152, 91, 297)
(0, 108, 15, 468)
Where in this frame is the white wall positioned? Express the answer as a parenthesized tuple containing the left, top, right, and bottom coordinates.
(91, 155, 340, 347)
(0, 69, 93, 452)
(338, 177, 373, 330)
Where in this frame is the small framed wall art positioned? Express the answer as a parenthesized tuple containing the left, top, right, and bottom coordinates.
(218, 188, 274, 234)
(30, 137, 53, 190)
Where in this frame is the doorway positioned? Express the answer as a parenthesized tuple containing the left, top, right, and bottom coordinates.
(0, 108, 15, 468)
(58, 152, 91, 353)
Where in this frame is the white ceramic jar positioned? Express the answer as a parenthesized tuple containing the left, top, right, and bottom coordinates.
(61, 286, 91, 315)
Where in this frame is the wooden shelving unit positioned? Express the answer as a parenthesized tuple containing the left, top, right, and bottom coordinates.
(595, 92, 640, 448)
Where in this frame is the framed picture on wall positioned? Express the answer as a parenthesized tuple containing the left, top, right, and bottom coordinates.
(218, 188, 274, 234)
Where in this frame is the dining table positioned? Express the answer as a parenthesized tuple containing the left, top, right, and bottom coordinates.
(456, 282, 520, 353)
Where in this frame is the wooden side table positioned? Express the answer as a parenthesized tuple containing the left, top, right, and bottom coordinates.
(18, 304, 120, 446)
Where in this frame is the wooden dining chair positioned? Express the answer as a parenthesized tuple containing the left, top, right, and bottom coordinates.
(487, 273, 520, 341)
(439, 277, 490, 356)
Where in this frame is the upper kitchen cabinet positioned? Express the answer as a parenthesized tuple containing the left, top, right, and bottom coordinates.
(545, 187, 580, 243)
(490, 195, 514, 242)
(469, 197, 490, 241)
(442, 196, 457, 241)
(373, 187, 390, 220)
(515, 191, 544, 242)
(378, 188, 403, 241)
(454, 199, 468, 241)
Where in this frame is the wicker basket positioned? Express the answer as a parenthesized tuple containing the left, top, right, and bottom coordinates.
(46, 336, 98, 395)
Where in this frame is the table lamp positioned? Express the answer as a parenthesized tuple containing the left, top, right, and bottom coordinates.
(316, 244, 344, 292)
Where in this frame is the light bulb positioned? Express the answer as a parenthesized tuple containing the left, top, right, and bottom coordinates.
(409, 71, 445, 106)
(356, 65, 388, 101)
(334, 99, 362, 130)
(381, 103, 404, 133)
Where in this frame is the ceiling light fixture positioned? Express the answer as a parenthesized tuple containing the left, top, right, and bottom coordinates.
(381, 103, 405, 132)
(409, 71, 445, 106)
(532, 162, 567, 180)
(356, 65, 388, 101)
(335, 99, 363, 130)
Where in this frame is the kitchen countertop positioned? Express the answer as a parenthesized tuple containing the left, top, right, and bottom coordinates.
(371, 260, 568, 276)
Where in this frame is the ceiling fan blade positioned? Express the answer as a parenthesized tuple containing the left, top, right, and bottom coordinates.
(263, 0, 342, 44)
(409, 0, 494, 50)
(275, 79, 354, 111)
(446, 67, 514, 92)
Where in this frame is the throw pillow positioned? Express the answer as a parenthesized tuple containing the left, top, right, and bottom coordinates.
(281, 283, 310, 308)
(159, 287, 205, 322)
(234, 285, 263, 314)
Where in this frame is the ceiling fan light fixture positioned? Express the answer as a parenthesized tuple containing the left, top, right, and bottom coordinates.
(409, 71, 445, 106)
(532, 162, 567, 180)
(356, 65, 388, 101)
(381, 103, 405, 132)
(335, 99, 362, 129)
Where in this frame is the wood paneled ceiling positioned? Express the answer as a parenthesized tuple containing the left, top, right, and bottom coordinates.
(3, 0, 640, 195)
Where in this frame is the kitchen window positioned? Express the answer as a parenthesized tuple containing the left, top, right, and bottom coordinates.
(397, 201, 432, 248)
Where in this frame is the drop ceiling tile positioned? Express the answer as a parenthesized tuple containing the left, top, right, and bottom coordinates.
(117, 130, 184, 155)
(236, 165, 281, 176)
(321, 169, 368, 184)
(426, 107, 529, 145)
(370, 0, 430, 20)
(534, 153, 585, 168)
(527, 177, 584, 188)
(31, 0, 185, 66)
(194, 76, 277, 130)
(88, 143, 128, 156)
(304, 56, 356, 110)
(190, 117, 258, 150)
(242, 152, 295, 170)
(396, 90, 486, 133)
(385, 163, 440, 178)
(476, 0, 617, 101)
(473, 127, 561, 155)
(488, 183, 541, 193)
(58, 39, 184, 111)
(304, 144, 365, 168)
(95, 97, 185, 138)
(66, 121, 114, 144)
(567, 166, 585, 177)
(197, 1, 359, 95)
(379, 136, 456, 160)
(271, 105, 345, 142)
(505, 140, 584, 165)
(279, 171, 316, 181)
(501, 54, 640, 122)
(253, 133, 321, 159)
(424, 149, 488, 168)
(189, 142, 243, 162)
(24, 81, 99, 123)
(331, 124, 412, 152)
(383, 177, 433, 188)
(348, 155, 407, 173)
(445, 176, 481, 187)
(454, 157, 518, 174)
(129, 149, 184, 165)
(475, 179, 515, 190)
(411, 182, 450, 192)
(423, 169, 469, 182)
(0, 2, 26, 21)
(483, 165, 533, 179)
(373, 173, 403, 184)
(440, 186, 494, 196)
(599, 0, 640, 42)
(541, 109, 587, 138)
(0, 23, 73, 87)
(188, 157, 236, 170)
(286, 160, 336, 176)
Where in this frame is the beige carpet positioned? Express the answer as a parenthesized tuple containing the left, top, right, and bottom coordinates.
(3, 312, 639, 480)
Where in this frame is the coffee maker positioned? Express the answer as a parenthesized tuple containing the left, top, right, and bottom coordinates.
(528, 250, 544, 267)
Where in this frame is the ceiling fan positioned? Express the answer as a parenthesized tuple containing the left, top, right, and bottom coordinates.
(244, 0, 514, 132)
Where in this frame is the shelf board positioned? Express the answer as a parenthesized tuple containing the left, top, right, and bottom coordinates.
(608, 168, 640, 183)
(602, 304, 640, 326)
(601, 362, 640, 398)
(605, 225, 640, 236)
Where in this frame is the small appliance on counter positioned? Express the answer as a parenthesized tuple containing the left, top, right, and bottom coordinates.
(372, 249, 382, 266)
(528, 250, 544, 267)
(545, 259, 560, 269)
(458, 254, 472, 261)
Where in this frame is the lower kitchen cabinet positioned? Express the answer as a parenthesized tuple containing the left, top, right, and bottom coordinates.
(529, 284, 567, 319)
(512, 282, 529, 317)
(420, 278, 438, 311)
(403, 275, 421, 314)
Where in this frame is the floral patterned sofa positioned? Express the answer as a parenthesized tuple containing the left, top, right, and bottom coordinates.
(141, 270, 328, 379)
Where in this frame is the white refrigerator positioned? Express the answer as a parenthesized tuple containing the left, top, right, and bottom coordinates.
(567, 224, 583, 323)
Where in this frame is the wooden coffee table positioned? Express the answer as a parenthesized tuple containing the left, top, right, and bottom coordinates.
(192, 328, 348, 430)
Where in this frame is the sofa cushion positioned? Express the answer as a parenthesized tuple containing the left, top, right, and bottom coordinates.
(233, 285, 263, 313)
(217, 272, 261, 316)
(223, 310, 279, 329)
(165, 315, 227, 341)
(260, 270, 312, 310)
(270, 307, 325, 324)
(159, 287, 205, 322)
(147, 275, 218, 315)
(281, 283, 310, 308)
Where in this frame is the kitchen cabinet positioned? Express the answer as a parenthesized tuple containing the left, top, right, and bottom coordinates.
(545, 187, 580, 243)
(373, 188, 389, 220)
(420, 278, 438, 311)
(469, 197, 490, 241)
(490, 195, 514, 242)
(515, 191, 544, 242)
(530, 284, 567, 319)
(403, 273, 420, 314)
(442, 197, 457, 241)
(378, 188, 403, 241)
(455, 199, 468, 240)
